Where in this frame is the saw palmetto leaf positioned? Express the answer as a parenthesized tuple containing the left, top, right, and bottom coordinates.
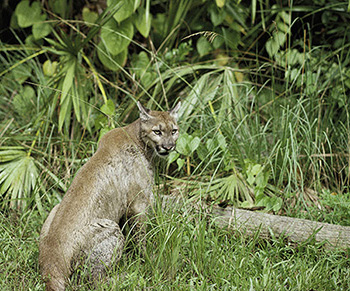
(0, 148, 40, 211)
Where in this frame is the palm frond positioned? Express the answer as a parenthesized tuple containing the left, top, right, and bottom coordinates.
(0, 148, 40, 212)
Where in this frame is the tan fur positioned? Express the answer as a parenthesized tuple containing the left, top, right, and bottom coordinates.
(39, 102, 181, 291)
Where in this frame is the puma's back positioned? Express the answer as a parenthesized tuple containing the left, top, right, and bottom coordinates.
(39, 102, 181, 291)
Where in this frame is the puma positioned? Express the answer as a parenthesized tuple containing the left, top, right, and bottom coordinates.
(39, 101, 181, 290)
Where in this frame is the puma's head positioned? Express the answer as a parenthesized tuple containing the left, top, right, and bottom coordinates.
(137, 101, 181, 157)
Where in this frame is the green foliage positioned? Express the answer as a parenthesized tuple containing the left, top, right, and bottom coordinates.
(134, 4, 152, 38)
(287, 190, 350, 226)
(1, 200, 350, 290)
(14, 0, 52, 41)
(100, 18, 134, 56)
(1, 0, 350, 216)
(108, 0, 139, 23)
(244, 161, 282, 212)
(317, 191, 350, 226)
(265, 10, 289, 58)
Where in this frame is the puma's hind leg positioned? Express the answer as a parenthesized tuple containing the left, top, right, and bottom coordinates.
(79, 219, 125, 281)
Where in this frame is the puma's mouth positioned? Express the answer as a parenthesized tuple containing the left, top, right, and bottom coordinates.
(155, 145, 174, 157)
(156, 149, 170, 157)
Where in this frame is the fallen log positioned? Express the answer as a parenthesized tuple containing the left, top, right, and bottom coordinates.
(212, 206, 350, 249)
(162, 195, 350, 250)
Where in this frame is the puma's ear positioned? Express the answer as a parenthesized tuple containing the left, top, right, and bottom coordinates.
(137, 101, 152, 121)
(169, 101, 181, 120)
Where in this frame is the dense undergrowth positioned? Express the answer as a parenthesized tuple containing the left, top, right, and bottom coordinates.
(1, 0, 350, 289)
(1, 0, 350, 213)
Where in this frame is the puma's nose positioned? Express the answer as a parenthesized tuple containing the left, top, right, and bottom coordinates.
(162, 144, 174, 151)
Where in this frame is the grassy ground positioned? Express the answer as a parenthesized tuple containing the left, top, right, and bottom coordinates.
(1, 195, 349, 291)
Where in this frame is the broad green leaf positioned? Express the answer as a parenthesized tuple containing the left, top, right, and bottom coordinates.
(247, 174, 255, 186)
(101, 18, 134, 56)
(196, 143, 208, 162)
(176, 133, 191, 156)
(139, 72, 156, 88)
(215, 0, 225, 8)
(189, 137, 200, 153)
(130, 51, 156, 87)
(273, 197, 283, 212)
(134, 7, 152, 38)
(206, 138, 216, 153)
(256, 195, 270, 206)
(212, 35, 224, 49)
(279, 11, 290, 24)
(175, 134, 200, 156)
(274, 31, 286, 46)
(277, 21, 289, 34)
(82, 7, 98, 26)
(97, 42, 127, 71)
(107, 0, 138, 23)
(33, 21, 52, 40)
(222, 28, 240, 50)
(15, 0, 45, 28)
(48, 0, 67, 17)
(209, 5, 226, 26)
(131, 51, 150, 76)
(10, 13, 19, 29)
(43, 60, 58, 76)
(101, 99, 115, 116)
(266, 38, 279, 58)
(11, 63, 32, 84)
(266, 31, 286, 58)
(98, 127, 112, 142)
(13, 85, 36, 117)
(152, 13, 166, 37)
(197, 36, 212, 57)
(251, 164, 263, 176)
(240, 200, 255, 208)
(167, 151, 179, 165)
(217, 134, 227, 150)
(25, 35, 44, 46)
(176, 158, 185, 171)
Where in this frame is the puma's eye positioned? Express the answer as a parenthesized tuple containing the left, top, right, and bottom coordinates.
(171, 129, 178, 135)
(153, 130, 162, 136)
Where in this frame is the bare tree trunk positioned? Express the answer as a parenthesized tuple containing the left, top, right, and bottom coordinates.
(162, 196, 350, 250)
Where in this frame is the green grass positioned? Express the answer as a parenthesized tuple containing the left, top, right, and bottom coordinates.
(1, 197, 349, 291)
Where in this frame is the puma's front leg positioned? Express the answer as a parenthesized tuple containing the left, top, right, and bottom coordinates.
(128, 191, 154, 250)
